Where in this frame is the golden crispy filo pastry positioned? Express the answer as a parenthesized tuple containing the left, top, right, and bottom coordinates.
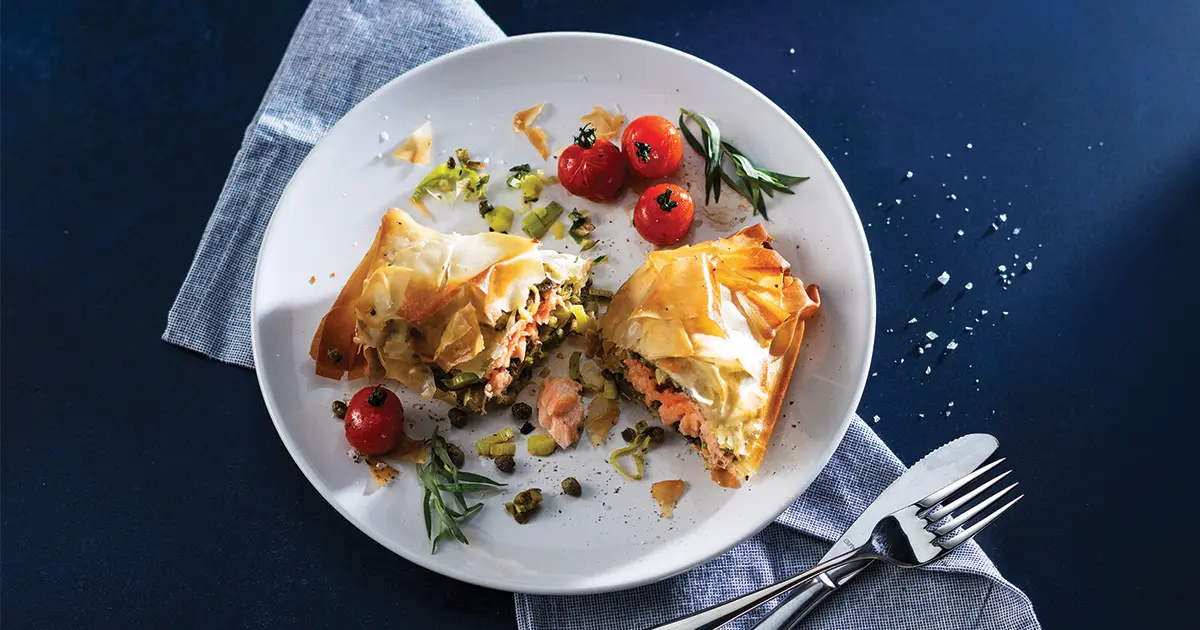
(597, 224, 820, 487)
(312, 208, 593, 411)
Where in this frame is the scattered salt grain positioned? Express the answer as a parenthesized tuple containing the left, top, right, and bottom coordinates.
(919, 413, 925, 418)
(789, 48, 796, 54)
(905, 171, 914, 179)
(918, 347, 925, 355)
(999, 213, 1008, 222)
(990, 223, 999, 232)
(981, 309, 989, 315)
(937, 271, 950, 285)
(997, 265, 1007, 272)
(946, 153, 952, 158)
(1013, 227, 1022, 235)
(950, 193, 957, 200)
(948, 401, 955, 407)
(935, 213, 941, 219)
(908, 317, 918, 324)
(964, 326, 974, 331)
(925, 366, 932, 375)
(379, 131, 390, 142)
(1014, 254, 1020, 260)
(946, 340, 958, 351)
(1025, 261, 1033, 271)
(926, 331, 939, 341)
(895, 199, 902, 205)
(956, 229, 965, 237)
(873, 415, 881, 423)
(966, 143, 973, 149)
(1002, 311, 1010, 317)
(964, 282, 973, 290)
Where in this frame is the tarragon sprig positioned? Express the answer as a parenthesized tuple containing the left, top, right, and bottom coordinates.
(419, 427, 505, 553)
(679, 108, 810, 220)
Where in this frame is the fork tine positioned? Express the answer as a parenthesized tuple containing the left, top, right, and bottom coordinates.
(918, 458, 1005, 508)
(937, 494, 1024, 550)
(923, 470, 1013, 522)
(932, 482, 1019, 535)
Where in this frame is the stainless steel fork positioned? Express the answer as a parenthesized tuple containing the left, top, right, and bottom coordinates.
(643, 463, 1023, 630)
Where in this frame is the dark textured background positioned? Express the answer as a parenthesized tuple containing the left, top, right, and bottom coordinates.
(3, 1, 1198, 628)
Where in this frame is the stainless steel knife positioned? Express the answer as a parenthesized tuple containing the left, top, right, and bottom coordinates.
(747, 433, 999, 630)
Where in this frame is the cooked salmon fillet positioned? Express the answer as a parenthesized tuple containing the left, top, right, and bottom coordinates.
(537, 376, 584, 448)
(483, 290, 565, 397)
(623, 358, 734, 472)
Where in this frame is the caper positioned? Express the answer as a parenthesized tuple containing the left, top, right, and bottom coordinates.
(331, 400, 348, 419)
(647, 426, 666, 444)
(621, 427, 637, 443)
(505, 503, 530, 524)
(444, 443, 465, 469)
(511, 402, 533, 420)
(562, 477, 582, 497)
(494, 454, 516, 473)
(448, 407, 468, 428)
(519, 421, 535, 435)
(514, 490, 534, 510)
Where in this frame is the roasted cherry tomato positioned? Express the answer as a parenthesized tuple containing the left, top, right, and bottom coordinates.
(344, 385, 405, 455)
(634, 183, 694, 246)
(558, 124, 627, 202)
(621, 115, 684, 179)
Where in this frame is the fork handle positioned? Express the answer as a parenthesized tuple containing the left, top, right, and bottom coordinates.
(744, 559, 875, 630)
(642, 549, 870, 630)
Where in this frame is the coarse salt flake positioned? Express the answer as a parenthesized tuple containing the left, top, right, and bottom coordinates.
(905, 171, 914, 179)
(964, 282, 974, 290)
(966, 143, 973, 149)
(926, 331, 939, 341)
(908, 317, 918, 324)
(873, 415, 881, 423)
(1026, 262, 1033, 270)
(998, 265, 1007, 272)
(957, 229, 965, 237)
(946, 340, 958, 351)
(937, 271, 950, 285)
(999, 213, 1008, 222)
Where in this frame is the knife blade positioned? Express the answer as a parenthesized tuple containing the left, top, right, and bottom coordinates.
(748, 433, 999, 630)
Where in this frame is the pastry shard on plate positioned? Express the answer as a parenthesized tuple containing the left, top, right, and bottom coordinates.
(597, 224, 821, 487)
(311, 208, 593, 412)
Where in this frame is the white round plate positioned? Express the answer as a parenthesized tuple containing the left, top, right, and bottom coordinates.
(252, 32, 874, 594)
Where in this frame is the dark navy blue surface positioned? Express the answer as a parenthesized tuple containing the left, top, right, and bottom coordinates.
(3, 1, 1197, 628)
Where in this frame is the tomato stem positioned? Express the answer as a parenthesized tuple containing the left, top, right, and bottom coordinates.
(655, 189, 678, 213)
(573, 124, 597, 149)
(635, 141, 652, 163)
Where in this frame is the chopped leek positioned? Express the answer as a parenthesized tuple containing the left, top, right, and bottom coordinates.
(476, 427, 516, 457)
(526, 434, 558, 457)
(440, 372, 481, 390)
(488, 443, 517, 457)
(568, 303, 593, 334)
(569, 352, 582, 381)
(609, 435, 650, 480)
(483, 205, 515, 233)
(506, 163, 558, 205)
(521, 201, 565, 239)
(411, 149, 489, 210)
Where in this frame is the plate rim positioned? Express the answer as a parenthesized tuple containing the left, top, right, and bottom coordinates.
(250, 30, 876, 594)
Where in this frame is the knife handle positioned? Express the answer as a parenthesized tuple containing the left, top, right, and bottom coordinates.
(746, 559, 874, 630)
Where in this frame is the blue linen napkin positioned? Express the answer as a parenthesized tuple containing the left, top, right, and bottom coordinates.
(163, 2, 1040, 628)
